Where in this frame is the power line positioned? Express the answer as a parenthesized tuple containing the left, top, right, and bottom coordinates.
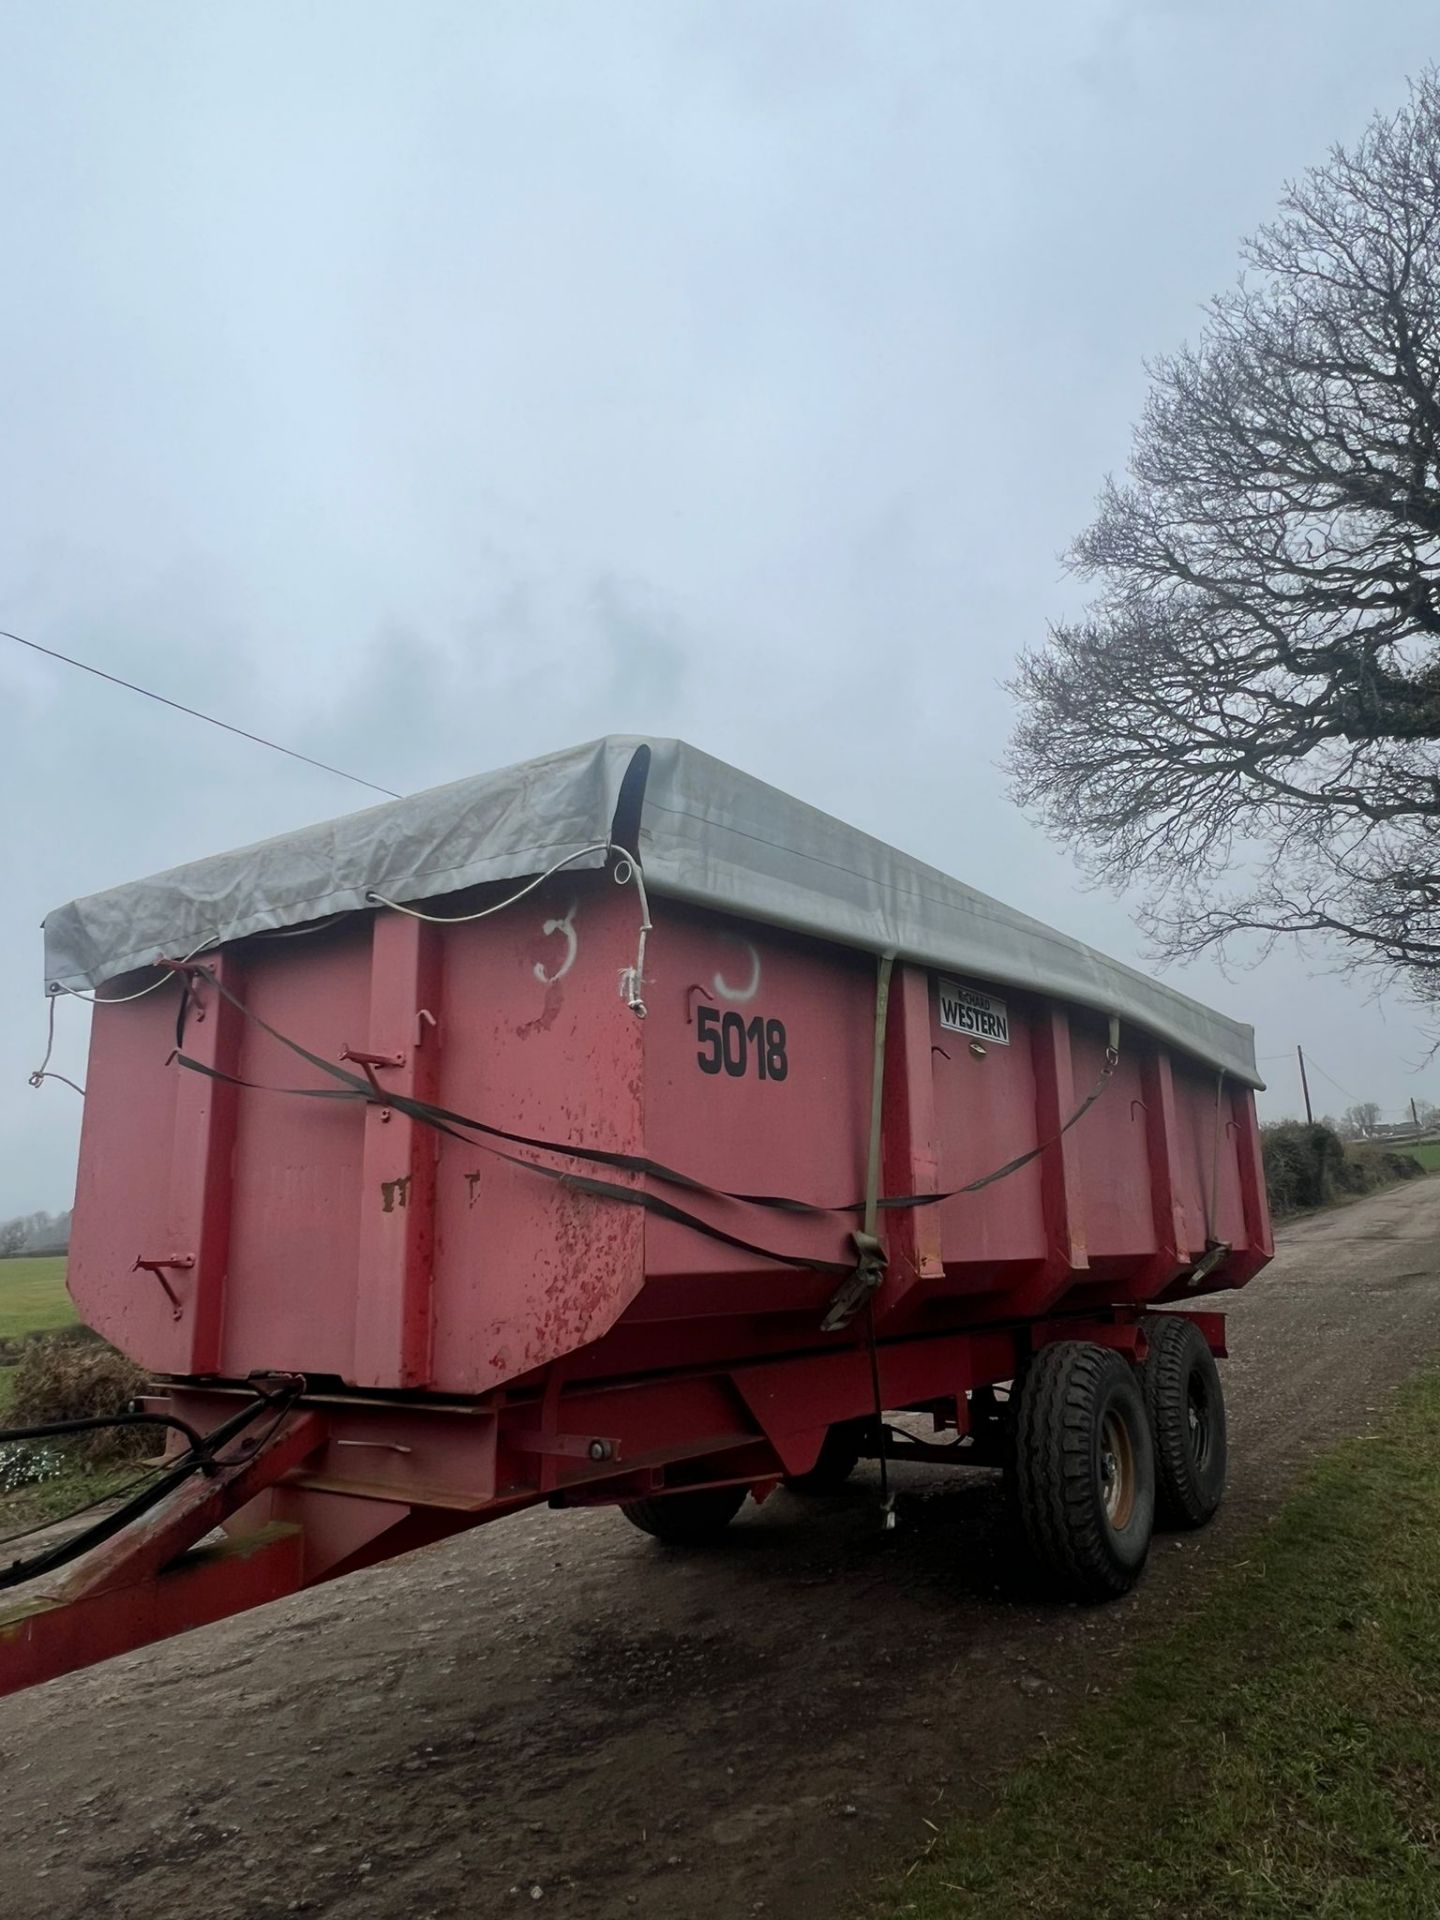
(1302, 1053, 1363, 1105)
(2, 628, 401, 801)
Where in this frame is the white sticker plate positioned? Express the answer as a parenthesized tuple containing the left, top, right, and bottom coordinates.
(937, 979, 1010, 1045)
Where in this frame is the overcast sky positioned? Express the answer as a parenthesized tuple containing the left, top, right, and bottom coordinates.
(2, 2, 1438, 1217)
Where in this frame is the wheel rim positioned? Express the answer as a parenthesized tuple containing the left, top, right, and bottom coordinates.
(1099, 1407, 1136, 1529)
(1186, 1373, 1213, 1471)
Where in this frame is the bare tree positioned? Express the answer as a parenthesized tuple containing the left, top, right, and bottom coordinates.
(1010, 75, 1440, 998)
(0, 1219, 25, 1259)
(1339, 1101, 1383, 1139)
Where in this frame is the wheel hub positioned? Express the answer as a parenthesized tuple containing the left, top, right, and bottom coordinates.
(1187, 1377, 1212, 1469)
(1099, 1408, 1136, 1528)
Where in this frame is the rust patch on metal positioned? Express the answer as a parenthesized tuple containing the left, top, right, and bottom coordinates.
(380, 1175, 412, 1213)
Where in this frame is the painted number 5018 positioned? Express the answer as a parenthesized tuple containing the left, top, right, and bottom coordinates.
(696, 1007, 789, 1081)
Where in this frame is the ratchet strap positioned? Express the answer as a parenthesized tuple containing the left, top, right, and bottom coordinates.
(823, 955, 898, 1528)
(1192, 1067, 1232, 1286)
(170, 965, 1121, 1279)
(822, 954, 893, 1333)
(174, 969, 835, 1214)
(172, 969, 851, 1277)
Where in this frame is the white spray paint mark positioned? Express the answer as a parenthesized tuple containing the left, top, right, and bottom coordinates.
(713, 938, 760, 1003)
(534, 898, 578, 985)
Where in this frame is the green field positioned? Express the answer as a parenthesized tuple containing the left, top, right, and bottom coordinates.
(0, 1254, 133, 1531)
(1403, 1139, 1440, 1171)
(883, 1369, 1440, 1919)
(0, 1255, 75, 1341)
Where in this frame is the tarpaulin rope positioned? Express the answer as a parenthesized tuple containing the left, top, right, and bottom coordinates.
(28, 991, 86, 1098)
(363, 840, 653, 1018)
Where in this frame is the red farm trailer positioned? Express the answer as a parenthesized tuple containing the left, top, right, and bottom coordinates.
(2, 737, 1271, 1694)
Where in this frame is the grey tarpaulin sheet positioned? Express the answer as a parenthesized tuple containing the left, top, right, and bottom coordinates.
(43, 735, 1261, 1085)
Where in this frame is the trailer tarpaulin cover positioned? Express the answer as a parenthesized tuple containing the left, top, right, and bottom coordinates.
(43, 735, 1261, 1085)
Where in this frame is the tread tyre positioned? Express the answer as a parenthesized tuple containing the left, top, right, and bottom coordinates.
(783, 1420, 867, 1494)
(1139, 1314, 1227, 1530)
(619, 1484, 748, 1544)
(1013, 1342, 1155, 1602)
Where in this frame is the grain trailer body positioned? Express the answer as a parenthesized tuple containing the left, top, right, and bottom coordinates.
(1, 738, 1270, 1693)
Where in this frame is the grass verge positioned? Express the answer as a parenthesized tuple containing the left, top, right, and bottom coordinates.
(0, 1255, 75, 1341)
(882, 1370, 1440, 1919)
(0, 1458, 145, 1533)
(0, 1295, 151, 1542)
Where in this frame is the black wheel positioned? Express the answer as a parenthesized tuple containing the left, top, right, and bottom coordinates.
(1138, 1314, 1227, 1531)
(783, 1419, 867, 1493)
(1012, 1342, 1155, 1602)
(619, 1483, 748, 1544)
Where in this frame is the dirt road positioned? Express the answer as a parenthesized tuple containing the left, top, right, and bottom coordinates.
(5, 1179, 1440, 1920)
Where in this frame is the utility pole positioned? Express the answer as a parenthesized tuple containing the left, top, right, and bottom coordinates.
(1297, 1045, 1314, 1125)
(1412, 1097, 1420, 1129)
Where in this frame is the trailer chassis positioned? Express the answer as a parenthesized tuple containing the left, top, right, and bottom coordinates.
(0, 1306, 1226, 1696)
